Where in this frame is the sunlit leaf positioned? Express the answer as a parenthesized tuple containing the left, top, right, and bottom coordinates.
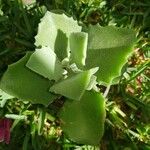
(86, 75, 97, 90)
(59, 90, 106, 145)
(37, 108, 46, 135)
(85, 25, 136, 85)
(35, 11, 81, 60)
(69, 32, 88, 67)
(0, 53, 57, 106)
(0, 89, 14, 108)
(26, 47, 64, 81)
(5, 114, 27, 120)
(50, 68, 98, 100)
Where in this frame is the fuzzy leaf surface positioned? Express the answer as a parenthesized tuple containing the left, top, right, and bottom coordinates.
(59, 90, 106, 145)
(85, 25, 136, 85)
(0, 53, 56, 106)
(0, 89, 14, 108)
(35, 11, 81, 60)
(26, 47, 63, 81)
(69, 32, 88, 67)
(50, 68, 98, 100)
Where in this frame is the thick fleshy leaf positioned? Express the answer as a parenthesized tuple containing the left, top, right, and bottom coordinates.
(85, 25, 136, 85)
(50, 68, 98, 100)
(59, 90, 106, 145)
(26, 47, 64, 81)
(69, 32, 88, 67)
(86, 75, 97, 91)
(0, 53, 57, 106)
(0, 89, 14, 108)
(35, 11, 81, 60)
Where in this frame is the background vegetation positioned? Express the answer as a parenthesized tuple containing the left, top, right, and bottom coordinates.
(0, 0, 150, 149)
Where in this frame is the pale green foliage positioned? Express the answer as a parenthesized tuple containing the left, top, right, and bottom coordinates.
(0, 89, 14, 107)
(5, 114, 27, 120)
(26, 46, 64, 81)
(70, 32, 88, 67)
(35, 11, 81, 60)
(0, 11, 136, 145)
(86, 25, 136, 85)
(50, 68, 97, 100)
(0, 53, 57, 106)
(59, 90, 106, 145)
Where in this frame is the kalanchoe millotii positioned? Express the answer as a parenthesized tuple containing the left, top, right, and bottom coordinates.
(0, 11, 136, 145)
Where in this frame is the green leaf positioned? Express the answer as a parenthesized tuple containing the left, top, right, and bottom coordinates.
(86, 75, 97, 91)
(37, 108, 46, 135)
(35, 11, 81, 60)
(50, 68, 98, 100)
(85, 25, 136, 85)
(69, 32, 88, 67)
(22, 130, 30, 150)
(0, 53, 57, 106)
(59, 90, 106, 145)
(5, 114, 27, 120)
(0, 89, 14, 108)
(26, 47, 64, 81)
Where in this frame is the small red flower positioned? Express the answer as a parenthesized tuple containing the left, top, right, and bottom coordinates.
(0, 118, 11, 144)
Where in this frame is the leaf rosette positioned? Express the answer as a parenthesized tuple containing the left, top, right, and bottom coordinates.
(0, 11, 136, 145)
